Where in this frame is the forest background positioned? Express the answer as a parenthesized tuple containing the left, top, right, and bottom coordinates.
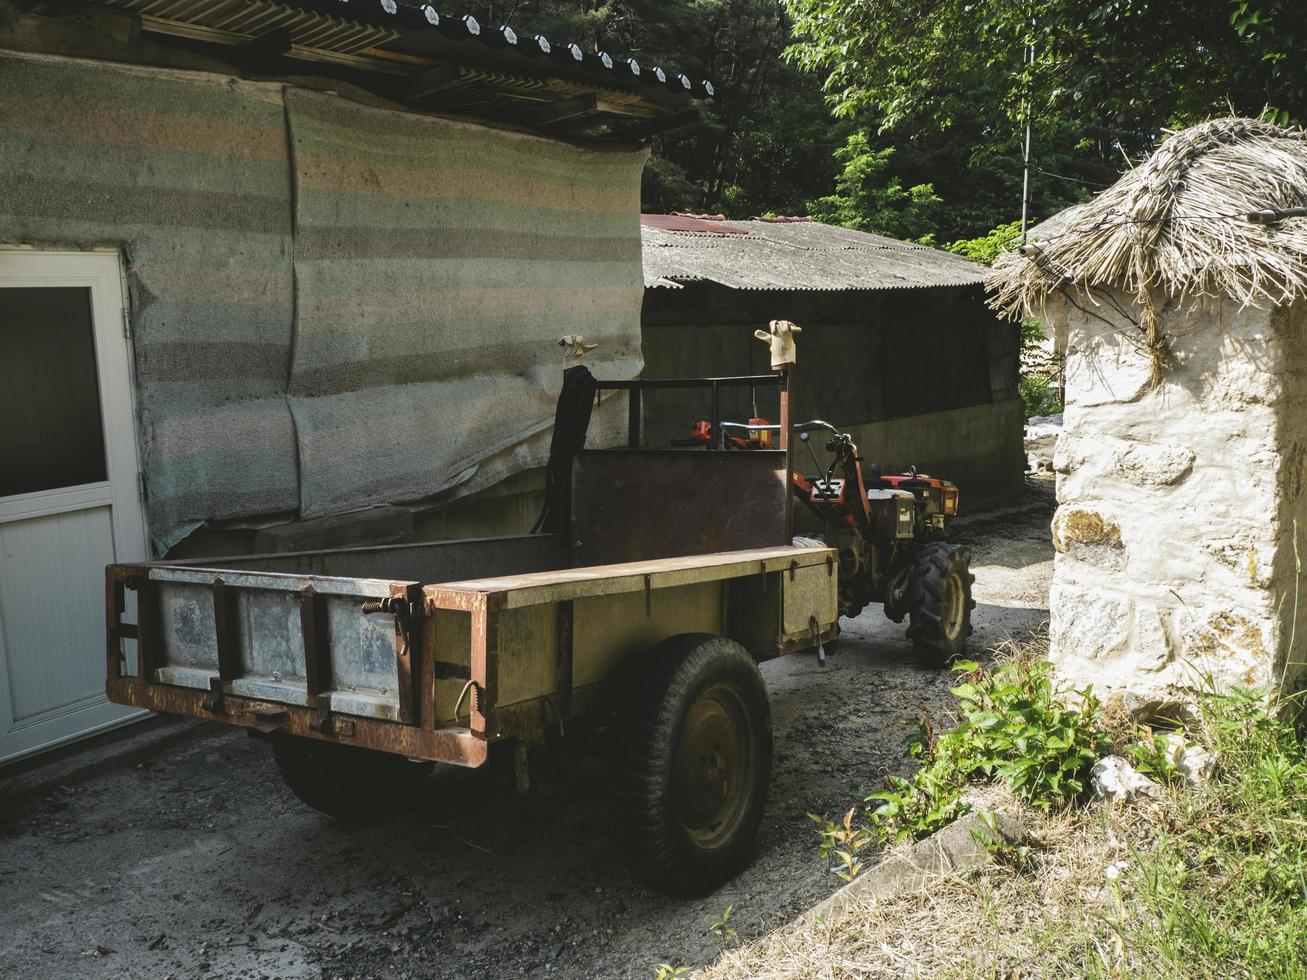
(461, 1, 1307, 257)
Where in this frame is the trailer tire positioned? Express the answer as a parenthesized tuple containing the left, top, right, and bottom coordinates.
(904, 543, 975, 667)
(618, 634, 772, 896)
(270, 736, 433, 821)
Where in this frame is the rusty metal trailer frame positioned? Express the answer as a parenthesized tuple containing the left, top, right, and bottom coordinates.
(107, 544, 837, 769)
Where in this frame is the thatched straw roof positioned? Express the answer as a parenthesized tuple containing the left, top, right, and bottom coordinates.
(988, 118, 1307, 319)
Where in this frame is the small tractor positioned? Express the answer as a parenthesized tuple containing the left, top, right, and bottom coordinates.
(789, 421, 974, 665)
(697, 322, 976, 666)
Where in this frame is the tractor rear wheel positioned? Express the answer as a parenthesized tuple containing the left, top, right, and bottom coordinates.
(903, 543, 975, 667)
(270, 735, 433, 821)
(617, 634, 772, 895)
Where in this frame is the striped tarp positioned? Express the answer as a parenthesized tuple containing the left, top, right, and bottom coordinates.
(285, 88, 645, 517)
(0, 50, 645, 548)
(0, 52, 297, 551)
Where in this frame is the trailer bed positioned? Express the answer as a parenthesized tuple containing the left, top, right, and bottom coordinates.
(107, 537, 837, 767)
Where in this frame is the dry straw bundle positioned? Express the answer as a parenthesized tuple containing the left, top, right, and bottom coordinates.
(988, 118, 1307, 376)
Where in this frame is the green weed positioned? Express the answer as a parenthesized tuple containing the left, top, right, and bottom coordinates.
(709, 904, 738, 944)
(814, 657, 1106, 876)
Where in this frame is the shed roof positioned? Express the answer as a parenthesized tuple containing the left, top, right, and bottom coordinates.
(641, 216, 987, 292)
(90, 0, 706, 138)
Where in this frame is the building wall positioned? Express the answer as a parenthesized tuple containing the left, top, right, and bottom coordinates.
(843, 400, 1026, 507)
(0, 28, 645, 555)
(640, 283, 1024, 505)
(1045, 290, 1307, 702)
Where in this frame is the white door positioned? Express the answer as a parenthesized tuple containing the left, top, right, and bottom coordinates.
(0, 250, 149, 764)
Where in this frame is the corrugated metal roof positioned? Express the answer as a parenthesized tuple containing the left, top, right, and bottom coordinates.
(641, 217, 987, 292)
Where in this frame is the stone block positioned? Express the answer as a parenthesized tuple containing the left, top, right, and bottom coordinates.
(1111, 442, 1194, 487)
(1052, 506, 1125, 569)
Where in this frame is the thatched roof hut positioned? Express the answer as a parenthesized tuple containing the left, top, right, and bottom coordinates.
(989, 118, 1307, 705)
(989, 118, 1307, 320)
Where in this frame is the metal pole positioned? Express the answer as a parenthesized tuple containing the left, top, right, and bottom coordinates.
(780, 362, 794, 542)
(1020, 27, 1035, 245)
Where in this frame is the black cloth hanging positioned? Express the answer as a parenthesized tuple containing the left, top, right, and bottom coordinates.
(532, 365, 597, 535)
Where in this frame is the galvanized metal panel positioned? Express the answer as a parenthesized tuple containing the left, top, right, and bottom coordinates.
(154, 579, 220, 679)
(324, 595, 407, 717)
(144, 566, 418, 720)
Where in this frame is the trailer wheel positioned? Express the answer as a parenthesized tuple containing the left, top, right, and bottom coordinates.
(618, 634, 772, 896)
(903, 543, 975, 667)
(270, 735, 433, 821)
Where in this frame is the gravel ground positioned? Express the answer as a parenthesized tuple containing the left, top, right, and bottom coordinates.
(0, 483, 1054, 980)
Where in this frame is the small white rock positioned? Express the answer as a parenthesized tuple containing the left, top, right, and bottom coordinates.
(1091, 755, 1161, 804)
(1161, 732, 1215, 785)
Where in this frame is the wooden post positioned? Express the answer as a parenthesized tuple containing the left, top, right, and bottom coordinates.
(780, 362, 795, 542)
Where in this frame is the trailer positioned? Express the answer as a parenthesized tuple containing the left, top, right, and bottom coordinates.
(105, 348, 839, 894)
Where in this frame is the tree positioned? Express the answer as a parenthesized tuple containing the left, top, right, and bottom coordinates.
(808, 134, 942, 242)
(782, 0, 1307, 158)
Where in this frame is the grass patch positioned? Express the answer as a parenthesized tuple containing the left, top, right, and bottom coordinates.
(707, 648, 1307, 979)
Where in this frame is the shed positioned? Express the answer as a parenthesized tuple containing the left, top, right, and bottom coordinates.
(988, 117, 1307, 704)
(0, 0, 702, 761)
(640, 215, 1026, 506)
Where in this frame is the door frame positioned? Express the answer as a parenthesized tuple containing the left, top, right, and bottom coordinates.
(0, 248, 150, 762)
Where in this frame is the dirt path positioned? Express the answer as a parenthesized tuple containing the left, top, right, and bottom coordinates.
(0, 486, 1053, 980)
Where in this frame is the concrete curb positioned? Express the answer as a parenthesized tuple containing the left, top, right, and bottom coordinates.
(804, 810, 1027, 924)
(0, 716, 211, 803)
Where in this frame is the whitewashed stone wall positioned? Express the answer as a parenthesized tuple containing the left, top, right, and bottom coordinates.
(1043, 291, 1307, 704)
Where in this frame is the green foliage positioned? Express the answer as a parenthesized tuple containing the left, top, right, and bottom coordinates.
(971, 810, 1035, 870)
(814, 658, 1107, 877)
(808, 134, 942, 243)
(947, 221, 1024, 265)
(941, 659, 1106, 809)
(653, 965, 688, 980)
(809, 806, 875, 882)
(1124, 730, 1183, 783)
(1018, 373, 1062, 420)
(783, 0, 1307, 154)
(1016, 316, 1062, 418)
(466, 1, 1307, 246)
(709, 904, 739, 943)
